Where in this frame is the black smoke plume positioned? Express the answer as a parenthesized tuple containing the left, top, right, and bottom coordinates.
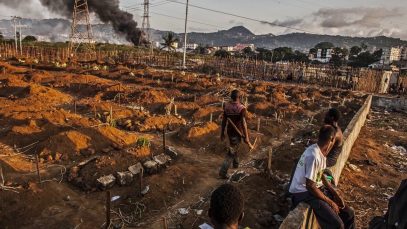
(0, 0, 141, 45)
(38, 0, 143, 45)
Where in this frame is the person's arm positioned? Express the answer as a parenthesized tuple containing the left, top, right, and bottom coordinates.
(221, 111, 227, 141)
(306, 179, 340, 214)
(321, 174, 345, 209)
(304, 155, 340, 214)
(241, 109, 249, 143)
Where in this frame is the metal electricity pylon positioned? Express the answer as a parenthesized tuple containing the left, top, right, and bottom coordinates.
(69, 0, 95, 55)
(141, 0, 151, 42)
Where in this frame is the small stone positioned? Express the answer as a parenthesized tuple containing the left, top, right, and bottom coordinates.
(111, 143, 122, 150)
(54, 152, 63, 161)
(348, 164, 361, 172)
(116, 171, 133, 186)
(80, 148, 95, 157)
(153, 154, 172, 166)
(102, 147, 113, 154)
(273, 214, 284, 222)
(165, 146, 179, 159)
(64, 195, 71, 201)
(97, 174, 116, 190)
(68, 166, 80, 182)
(143, 160, 158, 174)
(128, 163, 143, 175)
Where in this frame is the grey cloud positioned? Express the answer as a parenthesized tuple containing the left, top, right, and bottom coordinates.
(314, 7, 404, 28)
(271, 18, 303, 27)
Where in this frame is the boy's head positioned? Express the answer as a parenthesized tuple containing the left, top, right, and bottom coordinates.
(324, 108, 341, 125)
(231, 90, 240, 102)
(209, 184, 244, 228)
(318, 125, 336, 154)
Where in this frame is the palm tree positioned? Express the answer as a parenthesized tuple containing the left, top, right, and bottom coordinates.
(161, 32, 179, 51)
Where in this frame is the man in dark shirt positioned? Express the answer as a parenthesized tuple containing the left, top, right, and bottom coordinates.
(219, 90, 249, 179)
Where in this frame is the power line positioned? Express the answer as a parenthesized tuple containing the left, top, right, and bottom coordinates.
(124, 1, 171, 11)
(163, 0, 312, 33)
(150, 11, 225, 29)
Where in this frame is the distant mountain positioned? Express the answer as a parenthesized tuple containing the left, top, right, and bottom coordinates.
(180, 26, 407, 51)
(0, 18, 405, 51)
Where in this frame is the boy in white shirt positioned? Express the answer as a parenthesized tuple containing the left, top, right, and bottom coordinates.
(289, 125, 355, 229)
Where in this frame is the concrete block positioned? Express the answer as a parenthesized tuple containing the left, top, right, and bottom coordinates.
(116, 171, 133, 186)
(128, 163, 143, 175)
(153, 153, 172, 166)
(143, 160, 158, 174)
(97, 174, 116, 190)
(165, 146, 179, 159)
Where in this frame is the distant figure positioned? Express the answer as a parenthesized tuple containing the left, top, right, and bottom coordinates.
(325, 108, 344, 167)
(219, 90, 250, 179)
(209, 184, 244, 229)
(289, 125, 355, 229)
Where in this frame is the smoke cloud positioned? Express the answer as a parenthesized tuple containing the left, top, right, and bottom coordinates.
(39, 0, 143, 45)
(0, 0, 143, 45)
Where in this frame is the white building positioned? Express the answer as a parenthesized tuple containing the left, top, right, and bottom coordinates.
(402, 47, 407, 60)
(312, 48, 332, 63)
(185, 43, 199, 50)
(221, 46, 235, 52)
(234, 43, 255, 52)
(382, 47, 402, 64)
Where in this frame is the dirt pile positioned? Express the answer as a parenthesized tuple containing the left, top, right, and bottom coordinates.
(193, 106, 223, 121)
(137, 90, 170, 104)
(139, 116, 187, 132)
(186, 122, 219, 141)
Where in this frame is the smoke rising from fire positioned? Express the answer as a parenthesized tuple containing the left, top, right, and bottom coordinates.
(0, 0, 143, 45)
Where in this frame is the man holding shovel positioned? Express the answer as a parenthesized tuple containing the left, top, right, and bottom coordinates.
(219, 89, 253, 179)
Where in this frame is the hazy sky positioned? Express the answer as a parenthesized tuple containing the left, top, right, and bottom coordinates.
(1, 0, 406, 39)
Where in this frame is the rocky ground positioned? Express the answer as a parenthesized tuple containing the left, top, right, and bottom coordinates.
(0, 59, 366, 228)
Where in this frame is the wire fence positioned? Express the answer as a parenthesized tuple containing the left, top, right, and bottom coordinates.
(0, 43, 394, 93)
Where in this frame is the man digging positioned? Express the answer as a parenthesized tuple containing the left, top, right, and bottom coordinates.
(219, 89, 251, 179)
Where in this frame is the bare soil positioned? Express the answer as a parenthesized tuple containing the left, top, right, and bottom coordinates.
(0, 60, 366, 229)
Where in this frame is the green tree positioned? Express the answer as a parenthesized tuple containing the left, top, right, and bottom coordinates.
(330, 47, 348, 67)
(160, 32, 179, 51)
(314, 42, 335, 50)
(214, 49, 231, 58)
(350, 46, 362, 57)
(348, 51, 380, 67)
(22, 35, 37, 42)
(373, 49, 383, 60)
(195, 45, 206, 55)
(361, 42, 368, 51)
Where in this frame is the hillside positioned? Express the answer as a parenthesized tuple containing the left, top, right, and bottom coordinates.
(182, 26, 407, 51)
(0, 18, 406, 51)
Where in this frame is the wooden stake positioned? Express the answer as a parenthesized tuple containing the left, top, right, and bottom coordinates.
(163, 127, 166, 155)
(93, 104, 97, 118)
(267, 148, 273, 171)
(105, 191, 111, 229)
(110, 106, 113, 126)
(74, 100, 77, 114)
(0, 166, 4, 186)
(139, 168, 144, 197)
(257, 118, 261, 132)
(162, 217, 168, 229)
(35, 154, 41, 184)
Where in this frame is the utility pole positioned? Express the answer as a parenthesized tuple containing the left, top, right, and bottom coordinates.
(182, 0, 189, 69)
(141, 0, 151, 42)
(18, 19, 22, 56)
(69, 0, 95, 55)
(12, 16, 19, 54)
